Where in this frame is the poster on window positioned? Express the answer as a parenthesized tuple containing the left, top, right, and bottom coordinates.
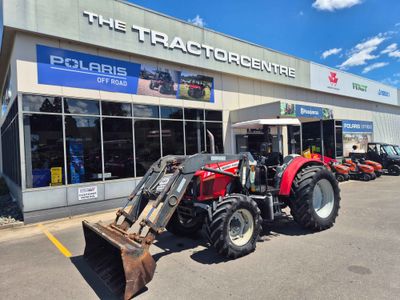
(137, 64, 180, 98)
(342, 120, 373, 157)
(68, 141, 85, 184)
(178, 72, 214, 102)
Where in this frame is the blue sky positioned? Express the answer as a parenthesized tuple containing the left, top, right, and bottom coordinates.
(127, 0, 400, 88)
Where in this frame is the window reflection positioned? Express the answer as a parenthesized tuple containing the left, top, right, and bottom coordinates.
(103, 118, 134, 179)
(206, 122, 224, 153)
(134, 119, 161, 176)
(162, 120, 184, 155)
(102, 102, 132, 117)
(65, 115, 102, 183)
(23, 95, 62, 113)
(64, 98, 100, 115)
(23, 114, 64, 188)
(185, 121, 205, 154)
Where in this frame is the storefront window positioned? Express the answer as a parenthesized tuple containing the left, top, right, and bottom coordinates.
(206, 122, 224, 153)
(335, 121, 343, 157)
(134, 119, 161, 176)
(161, 106, 183, 119)
(24, 114, 64, 188)
(102, 102, 132, 117)
(64, 98, 100, 115)
(161, 120, 184, 155)
(103, 118, 134, 180)
(184, 108, 204, 121)
(185, 121, 205, 154)
(65, 115, 102, 183)
(133, 104, 159, 118)
(302, 121, 322, 154)
(323, 120, 335, 158)
(288, 125, 301, 155)
(205, 110, 223, 121)
(23, 95, 62, 113)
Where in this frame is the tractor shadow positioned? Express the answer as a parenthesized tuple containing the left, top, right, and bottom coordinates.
(152, 214, 315, 266)
(152, 230, 231, 265)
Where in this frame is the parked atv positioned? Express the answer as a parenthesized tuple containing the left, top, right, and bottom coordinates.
(366, 143, 400, 176)
(188, 80, 206, 98)
(342, 158, 375, 181)
(149, 71, 175, 94)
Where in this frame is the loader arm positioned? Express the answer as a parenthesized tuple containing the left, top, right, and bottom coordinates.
(82, 153, 244, 299)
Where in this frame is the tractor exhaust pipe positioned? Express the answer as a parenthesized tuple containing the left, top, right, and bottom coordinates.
(207, 129, 215, 154)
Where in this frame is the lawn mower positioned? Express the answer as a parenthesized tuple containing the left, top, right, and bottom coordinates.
(342, 158, 375, 181)
(309, 153, 350, 182)
(365, 143, 400, 176)
(82, 150, 341, 299)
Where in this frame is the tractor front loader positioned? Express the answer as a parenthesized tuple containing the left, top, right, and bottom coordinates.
(82, 153, 341, 299)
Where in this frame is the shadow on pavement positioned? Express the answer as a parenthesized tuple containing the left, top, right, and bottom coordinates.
(70, 256, 119, 300)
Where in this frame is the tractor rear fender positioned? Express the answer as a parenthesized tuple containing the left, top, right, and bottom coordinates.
(278, 157, 325, 197)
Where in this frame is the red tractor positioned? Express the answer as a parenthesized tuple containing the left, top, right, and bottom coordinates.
(188, 80, 206, 98)
(82, 153, 341, 299)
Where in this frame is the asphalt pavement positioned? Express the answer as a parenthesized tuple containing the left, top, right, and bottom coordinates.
(1, 176, 400, 300)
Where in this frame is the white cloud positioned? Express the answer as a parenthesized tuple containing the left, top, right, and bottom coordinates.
(312, 0, 363, 11)
(388, 50, 400, 58)
(396, 23, 400, 27)
(299, 11, 304, 16)
(338, 35, 386, 69)
(321, 48, 342, 59)
(382, 77, 400, 87)
(381, 43, 397, 54)
(188, 15, 206, 27)
(362, 62, 389, 74)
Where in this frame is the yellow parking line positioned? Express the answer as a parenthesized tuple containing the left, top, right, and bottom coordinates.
(38, 223, 72, 258)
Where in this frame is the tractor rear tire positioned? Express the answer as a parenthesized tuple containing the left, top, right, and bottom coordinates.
(206, 194, 262, 259)
(166, 209, 204, 237)
(290, 165, 340, 231)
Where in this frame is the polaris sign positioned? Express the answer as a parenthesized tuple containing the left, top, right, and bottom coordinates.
(342, 120, 374, 133)
(37, 45, 140, 93)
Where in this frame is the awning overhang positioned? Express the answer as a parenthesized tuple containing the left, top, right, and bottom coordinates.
(232, 118, 301, 129)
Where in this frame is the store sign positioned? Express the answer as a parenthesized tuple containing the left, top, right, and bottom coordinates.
(37, 45, 140, 94)
(342, 120, 374, 133)
(310, 63, 398, 106)
(295, 104, 323, 119)
(78, 186, 98, 201)
(281, 102, 333, 119)
(82, 11, 296, 79)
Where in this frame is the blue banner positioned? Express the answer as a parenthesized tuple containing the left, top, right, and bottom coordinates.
(37, 45, 140, 94)
(295, 104, 323, 119)
(342, 120, 374, 133)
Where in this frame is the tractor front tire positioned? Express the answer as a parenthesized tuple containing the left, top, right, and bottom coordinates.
(206, 194, 262, 259)
(166, 209, 204, 237)
(290, 165, 340, 231)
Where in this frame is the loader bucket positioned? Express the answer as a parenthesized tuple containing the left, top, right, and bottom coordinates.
(82, 221, 156, 300)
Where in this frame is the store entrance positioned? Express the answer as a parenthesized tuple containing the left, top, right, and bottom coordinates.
(301, 119, 337, 158)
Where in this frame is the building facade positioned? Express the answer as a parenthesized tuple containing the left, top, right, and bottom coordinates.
(1, 0, 400, 223)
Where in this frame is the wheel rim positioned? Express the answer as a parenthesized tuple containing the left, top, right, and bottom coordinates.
(228, 209, 254, 247)
(312, 179, 335, 219)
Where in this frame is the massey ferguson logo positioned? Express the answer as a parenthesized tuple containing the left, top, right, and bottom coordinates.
(328, 72, 338, 86)
(327, 71, 340, 90)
